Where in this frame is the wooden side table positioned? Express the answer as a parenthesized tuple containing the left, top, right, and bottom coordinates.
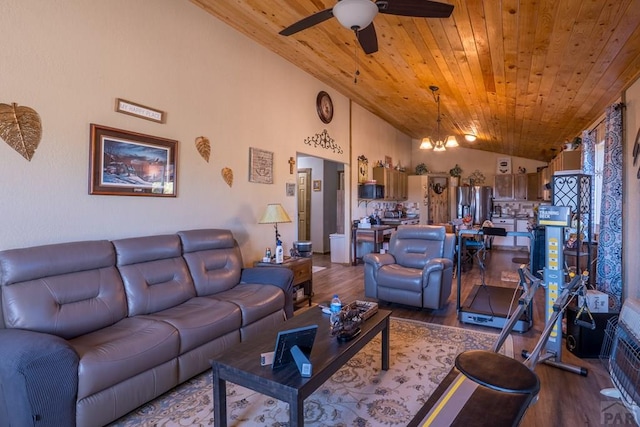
(253, 256, 313, 309)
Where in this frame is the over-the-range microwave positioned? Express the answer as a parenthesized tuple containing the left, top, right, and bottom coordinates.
(358, 184, 384, 199)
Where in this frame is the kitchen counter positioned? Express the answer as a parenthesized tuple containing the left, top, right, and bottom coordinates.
(491, 214, 532, 220)
(379, 218, 420, 226)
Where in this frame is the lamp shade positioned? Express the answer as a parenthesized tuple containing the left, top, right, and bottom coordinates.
(258, 203, 292, 224)
(420, 137, 433, 149)
(333, 0, 379, 30)
(465, 134, 477, 142)
(445, 135, 459, 147)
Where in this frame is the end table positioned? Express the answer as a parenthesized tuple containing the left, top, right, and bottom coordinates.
(253, 256, 313, 309)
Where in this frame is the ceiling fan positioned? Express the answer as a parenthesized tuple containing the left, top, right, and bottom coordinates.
(279, 0, 454, 54)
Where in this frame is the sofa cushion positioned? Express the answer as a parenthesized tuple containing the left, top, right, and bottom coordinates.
(139, 296, 241, 354)
(113, 235, 197, 316)
(210, 283, 285, 326)
(178, 229, 243, 296)
(377, 264, 423, 292)
(70, 316, 179, 400)
(0, 240, 127, 339)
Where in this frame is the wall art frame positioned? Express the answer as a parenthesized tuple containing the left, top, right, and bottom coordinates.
(115, 98, 166, 123)
(286, 182, 296, 197)
(249, 147, 274, 184)
(89, 124, 177, 197)
(496, 157, 512, 174)
(313, 180, 322, 191)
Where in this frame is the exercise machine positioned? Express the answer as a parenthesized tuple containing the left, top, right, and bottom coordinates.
(456, 227, 535, 332)
(521, 205, 591, 375)
(409, 265, 592, 426)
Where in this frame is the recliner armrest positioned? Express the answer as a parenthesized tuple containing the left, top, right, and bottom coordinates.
(0, 329, 78, 427)
(422, 257, 454, 277)
(240, 267, 295, 318)
(363, 252, 396, 270)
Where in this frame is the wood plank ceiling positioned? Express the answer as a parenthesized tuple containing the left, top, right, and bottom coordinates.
(190, 0, 640, 161)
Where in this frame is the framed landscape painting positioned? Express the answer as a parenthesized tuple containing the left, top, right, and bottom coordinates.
(89, 124, 178, 196)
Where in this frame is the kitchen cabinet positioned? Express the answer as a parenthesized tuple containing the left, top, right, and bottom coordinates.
(550, 149, 581, 173)
(494, 174, 514, 200)
(527, 173, 539, 200)
(539, 167, 551, 201)
(514, 174, 528, 200)
(494, 174, 528, 200)
(373, 167, 408, 201)
(491, 217, 515, 247)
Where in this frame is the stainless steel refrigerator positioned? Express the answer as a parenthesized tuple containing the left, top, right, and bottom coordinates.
(456, 186, 493, 225)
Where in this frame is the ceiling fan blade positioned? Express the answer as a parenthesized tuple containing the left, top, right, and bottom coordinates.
(279, 8, 334, 36)
(357, 23, 378, 54)
(377, 0, 454, 18)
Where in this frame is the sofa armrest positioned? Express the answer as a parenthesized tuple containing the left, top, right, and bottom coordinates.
(0, 329, 79, 427)
(240, 267, 295, 319)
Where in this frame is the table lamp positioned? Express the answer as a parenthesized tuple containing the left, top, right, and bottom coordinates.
(258, 203, 292, 247)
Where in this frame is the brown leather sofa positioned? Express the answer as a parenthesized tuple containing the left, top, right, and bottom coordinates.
(363, 225, 455, 310)
(0, 229, 293, 427)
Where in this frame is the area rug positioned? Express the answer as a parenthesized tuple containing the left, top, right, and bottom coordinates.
(311, 265, 327, 273)
(109, 318, 513, 427)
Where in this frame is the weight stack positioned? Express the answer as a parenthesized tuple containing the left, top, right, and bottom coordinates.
(566, 304, 617, 358)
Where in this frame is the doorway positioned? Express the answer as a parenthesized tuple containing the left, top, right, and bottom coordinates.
(297, 168, 311, 241)
(296, 155, 346, 254)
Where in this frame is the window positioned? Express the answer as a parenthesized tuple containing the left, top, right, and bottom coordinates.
(593, 135, 605, 238)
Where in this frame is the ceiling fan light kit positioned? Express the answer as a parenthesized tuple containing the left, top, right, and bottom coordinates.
(333, 0, 379, 30)
(279, 0, 453, 56)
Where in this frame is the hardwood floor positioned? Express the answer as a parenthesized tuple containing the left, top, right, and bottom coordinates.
(308, 250, 623, 426)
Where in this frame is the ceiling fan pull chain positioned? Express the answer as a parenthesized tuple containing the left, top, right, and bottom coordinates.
(354, 35, 360, 84)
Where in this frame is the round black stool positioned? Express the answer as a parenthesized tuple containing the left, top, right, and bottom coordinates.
(455, 350, 540, 394)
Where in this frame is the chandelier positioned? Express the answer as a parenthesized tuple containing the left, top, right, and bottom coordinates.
(420, 85, 459, 151)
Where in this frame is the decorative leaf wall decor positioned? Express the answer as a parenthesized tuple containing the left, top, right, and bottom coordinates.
(195, 136, 210, 162)
(0, 102, 42, 161)
(221, 167, 233, 187)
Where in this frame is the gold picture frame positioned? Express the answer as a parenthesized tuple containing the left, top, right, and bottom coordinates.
(313, 180, 322, 191)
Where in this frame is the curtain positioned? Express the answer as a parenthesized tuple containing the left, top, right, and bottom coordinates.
(582, 129, 595, 175)
(597, 104, 624, 299)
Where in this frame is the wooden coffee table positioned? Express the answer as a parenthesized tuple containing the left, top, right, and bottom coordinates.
(211, 307, 391, 426)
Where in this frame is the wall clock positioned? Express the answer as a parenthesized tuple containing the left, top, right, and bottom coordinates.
(316, 91, 333, 124)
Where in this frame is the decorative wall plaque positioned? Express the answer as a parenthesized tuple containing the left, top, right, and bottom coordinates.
(249, 147, 273, 184)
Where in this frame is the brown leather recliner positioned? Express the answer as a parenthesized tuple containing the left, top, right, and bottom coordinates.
(363, 225, 455, 309)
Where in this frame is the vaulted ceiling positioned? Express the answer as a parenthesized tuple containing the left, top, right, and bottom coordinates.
(190, 0, 640, 161)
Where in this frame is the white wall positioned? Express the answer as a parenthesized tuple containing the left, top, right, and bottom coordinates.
(0, 0, 356, 262)
(411, 144, 547, 185)
(351, 102, 413, 220)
